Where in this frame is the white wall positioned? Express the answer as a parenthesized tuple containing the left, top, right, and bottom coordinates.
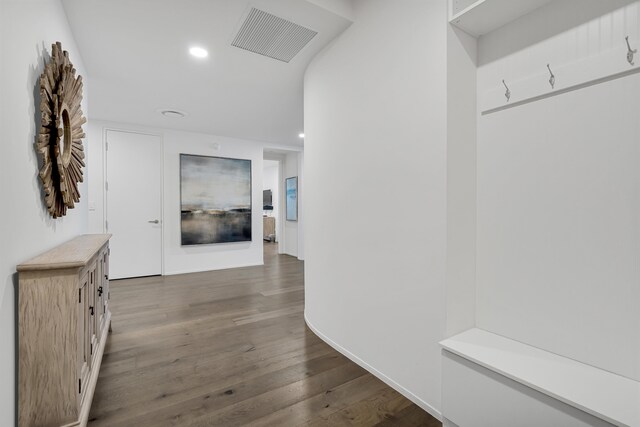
(446, 25, 477, 337)
(88, 120, 265, 275)
(0, 1, 89, 424)
(87, 121, 103, 233)
(164, 130, 264, 274)
(304, 0, 448, 417)
(263, 160, 280, 241)
(476, 0, 640, 381)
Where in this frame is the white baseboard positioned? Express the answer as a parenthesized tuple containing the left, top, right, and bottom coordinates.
(164, 261, 263, 276)
(443, 418, 460, 427)
(304, 311, 442, 422)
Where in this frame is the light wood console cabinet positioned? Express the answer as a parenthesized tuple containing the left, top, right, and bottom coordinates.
(17, 234, 112, 427)
(263, 216, 275, 241)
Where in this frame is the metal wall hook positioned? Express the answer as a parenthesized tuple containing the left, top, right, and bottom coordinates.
(626, 36, 637, 66)
(502, 79, 511, 102)
(547, 64, 555, 89)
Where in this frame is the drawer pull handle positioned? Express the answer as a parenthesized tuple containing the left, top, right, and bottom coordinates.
(89, 306, 94, 316)
(98, 286, 103, 296)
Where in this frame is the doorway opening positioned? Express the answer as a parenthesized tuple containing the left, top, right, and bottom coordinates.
(263, 159, 280, 252)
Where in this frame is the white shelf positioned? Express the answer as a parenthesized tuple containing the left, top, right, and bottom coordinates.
(449, 0, 555, 37)
(440, 328, 640, 427)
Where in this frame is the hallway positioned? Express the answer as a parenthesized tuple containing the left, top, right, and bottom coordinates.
(88, 244, 440, 426)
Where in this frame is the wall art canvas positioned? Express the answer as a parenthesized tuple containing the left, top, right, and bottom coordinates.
(180, 154, 252, 245)
(286, 176, 298, 221)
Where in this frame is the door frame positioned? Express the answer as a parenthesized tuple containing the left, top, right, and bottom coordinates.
(263, 153, 286, 255)
(103, 127, 165, 276)
(276, 157, 286, 255)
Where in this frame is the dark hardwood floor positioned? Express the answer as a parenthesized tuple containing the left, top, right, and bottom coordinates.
(88, 243, 440, 426)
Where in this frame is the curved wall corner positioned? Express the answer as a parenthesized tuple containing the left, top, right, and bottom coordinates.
(304, 311, 442, 419)
(302, 0, 449, 420)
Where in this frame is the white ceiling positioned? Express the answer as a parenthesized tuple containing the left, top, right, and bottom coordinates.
(61, 0, 353, 147)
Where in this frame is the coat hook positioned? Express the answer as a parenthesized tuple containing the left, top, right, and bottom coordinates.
(547, 64, 555, 89)
(626, 36, 637, 66)
(502, 79, 511, 102)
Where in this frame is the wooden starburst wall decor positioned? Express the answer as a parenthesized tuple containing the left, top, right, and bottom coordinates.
(37, 42, 86, 218)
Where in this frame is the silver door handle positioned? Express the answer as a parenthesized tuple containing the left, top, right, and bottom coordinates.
(148, 219, 160, 224)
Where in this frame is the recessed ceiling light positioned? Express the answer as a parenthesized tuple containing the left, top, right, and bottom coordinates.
(160, 109, 187, 118)
(189, 46, 208, 58)
(298, 133, 305, 138)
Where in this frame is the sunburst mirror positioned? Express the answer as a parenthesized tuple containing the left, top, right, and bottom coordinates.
(37, 42, 86, 218)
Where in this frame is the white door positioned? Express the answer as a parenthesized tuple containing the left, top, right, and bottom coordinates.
(106, 130, 162, 279)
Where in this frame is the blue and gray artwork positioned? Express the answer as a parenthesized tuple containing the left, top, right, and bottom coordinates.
(286, 177, 298, 221)
(180, 154, 252, 245)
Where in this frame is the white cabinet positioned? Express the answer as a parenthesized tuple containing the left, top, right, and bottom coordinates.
(440, 329, 639, 427)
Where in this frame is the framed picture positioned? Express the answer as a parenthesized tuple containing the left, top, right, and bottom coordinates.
(180, 154, 252, 245)
(286, 176, 298, 221)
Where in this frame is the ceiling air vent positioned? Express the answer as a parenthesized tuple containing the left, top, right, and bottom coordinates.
(231, 8, 318, 63)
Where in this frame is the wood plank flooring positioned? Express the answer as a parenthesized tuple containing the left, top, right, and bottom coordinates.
(88, 243, 441, 426)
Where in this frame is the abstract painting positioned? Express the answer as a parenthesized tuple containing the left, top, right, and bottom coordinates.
(286, 176, 298, 221)
(180, 154, 252, 245)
